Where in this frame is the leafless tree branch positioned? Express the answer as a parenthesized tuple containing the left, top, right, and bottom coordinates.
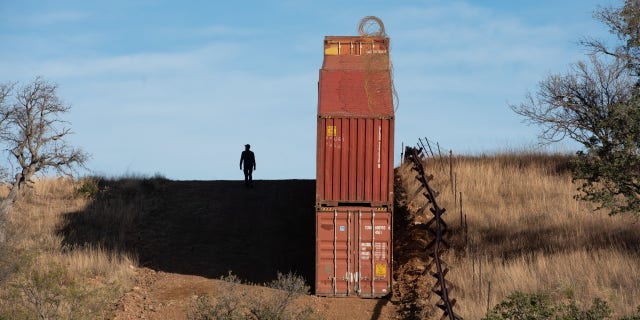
(510, 56, 633, 147)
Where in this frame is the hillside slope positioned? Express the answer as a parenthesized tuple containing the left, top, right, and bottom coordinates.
(394, 154, 640, 319)
(9, 153, 637, 319)
(58, 178, 398, 319)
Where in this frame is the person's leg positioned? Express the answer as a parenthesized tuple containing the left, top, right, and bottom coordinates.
(244, 168, 250, 186)
(248, 169, 253, 186)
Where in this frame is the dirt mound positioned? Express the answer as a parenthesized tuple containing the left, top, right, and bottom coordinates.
(392, 175, 438, 320)
(62, 179, 316, 283)
(59, 179, 398, 319)
(113, 267, 397, 320)
(131, 179, 318, 283)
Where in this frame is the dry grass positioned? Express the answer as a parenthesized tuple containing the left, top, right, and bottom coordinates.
(397, 152, 640, 319)
(0, 177, 137, 319)
(3, 155, 639, 318)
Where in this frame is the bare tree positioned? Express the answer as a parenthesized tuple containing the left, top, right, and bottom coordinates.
(510, 56, 634, 146)
(0, 83, 11, 245)
(0, 77, 88, 243)
(582, 1, 640, 72)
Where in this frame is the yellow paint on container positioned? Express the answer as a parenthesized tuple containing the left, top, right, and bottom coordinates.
(324, 44, 339, 55)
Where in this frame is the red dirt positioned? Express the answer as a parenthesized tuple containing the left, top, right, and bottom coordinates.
(113, 267, 397, 320)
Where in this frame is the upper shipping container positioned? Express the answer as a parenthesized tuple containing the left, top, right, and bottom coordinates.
(316, 35, 395, 207)
(319, 36, 394, 117)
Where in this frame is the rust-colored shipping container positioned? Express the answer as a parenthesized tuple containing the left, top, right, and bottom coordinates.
(316, 117, 394, 206)
(315, 34, 395, 297)
(316, 35, 395, 207)
(315, 207, 392, 297)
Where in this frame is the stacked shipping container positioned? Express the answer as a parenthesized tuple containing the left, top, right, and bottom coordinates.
(315, 35, 394, 298)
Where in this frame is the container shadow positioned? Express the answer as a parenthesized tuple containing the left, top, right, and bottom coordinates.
(58, 178, 316, 286)
(371, 298, 390, 320)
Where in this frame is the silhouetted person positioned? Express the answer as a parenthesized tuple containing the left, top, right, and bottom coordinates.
(240, 144, 256, 187)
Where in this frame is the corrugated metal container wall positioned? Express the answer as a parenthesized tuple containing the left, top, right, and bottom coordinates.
(315, 207, 392, 297)
(316, 36, 395, 207)
(316, 117, 394, 206)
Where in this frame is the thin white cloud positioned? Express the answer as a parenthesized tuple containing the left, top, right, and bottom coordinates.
(32, 43, 242, 79)
(388, 4, 572, 70)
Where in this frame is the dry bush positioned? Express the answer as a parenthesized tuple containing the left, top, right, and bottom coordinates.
(396, 151, 640, 319)
(250, 272, 315, 320)
(187, 272, 248, 320)
(187, 271, 321, 320)
(1, 257, 127, 319)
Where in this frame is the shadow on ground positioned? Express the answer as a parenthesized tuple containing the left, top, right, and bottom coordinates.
(58, 178, 316, 285)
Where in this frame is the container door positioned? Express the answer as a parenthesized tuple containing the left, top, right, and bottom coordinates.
(357, 209, 392, 297)
(315, 207, 392, 297)
(315, 208, 350, 296)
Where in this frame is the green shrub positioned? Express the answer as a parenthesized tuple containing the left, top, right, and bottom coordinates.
(560, 298, 612, 320)
(483, 292, 555, 320)
(75, 178, 99, 198)
(482, 292, 640, 320)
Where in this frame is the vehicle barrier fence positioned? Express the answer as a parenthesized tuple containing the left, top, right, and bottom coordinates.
(405, 143, 462, 320)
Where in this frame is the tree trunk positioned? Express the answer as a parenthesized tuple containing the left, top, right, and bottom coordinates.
(0, 204, 6, 244)
(0, 181, 21, 244)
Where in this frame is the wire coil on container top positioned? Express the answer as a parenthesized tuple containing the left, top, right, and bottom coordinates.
(357, 16, 398, 112)
(358, 16, 387, 38)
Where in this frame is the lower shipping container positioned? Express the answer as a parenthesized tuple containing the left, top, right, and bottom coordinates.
(315, 207, 392, 297)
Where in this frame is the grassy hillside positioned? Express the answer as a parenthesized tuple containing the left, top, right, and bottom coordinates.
(1, 152, 638, 319)
(0, 178, 137, 319)
(395, 152, 640, 318)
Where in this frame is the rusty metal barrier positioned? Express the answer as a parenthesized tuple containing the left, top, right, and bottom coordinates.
(405, 143, 462, 320)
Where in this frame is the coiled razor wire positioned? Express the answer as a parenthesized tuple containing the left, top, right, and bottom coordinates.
(357, 16, 400, 113)
(358, 16, 387, 37)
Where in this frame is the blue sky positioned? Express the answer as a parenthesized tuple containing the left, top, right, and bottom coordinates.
(0, 0, 620, 180)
